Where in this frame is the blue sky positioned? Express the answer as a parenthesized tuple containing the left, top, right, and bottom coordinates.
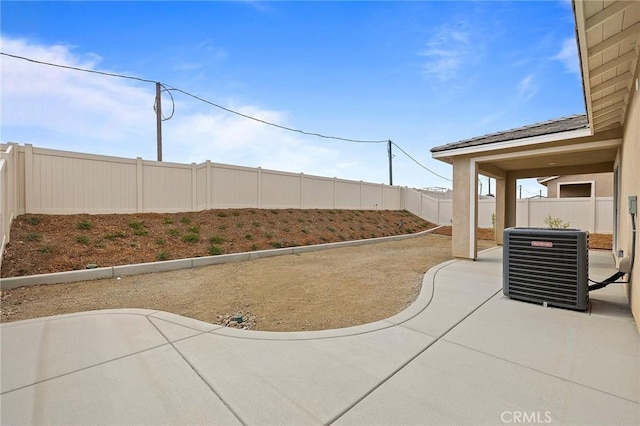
(1, 1, 584, 196)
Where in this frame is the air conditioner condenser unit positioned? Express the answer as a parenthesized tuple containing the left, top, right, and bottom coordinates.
(503, 227, 589, 311)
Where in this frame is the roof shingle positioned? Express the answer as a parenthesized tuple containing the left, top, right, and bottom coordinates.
(430, 114, 588, 153)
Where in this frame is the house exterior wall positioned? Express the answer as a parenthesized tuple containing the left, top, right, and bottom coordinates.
(546, 172, 613, 198)
(619, 76, 640, 332)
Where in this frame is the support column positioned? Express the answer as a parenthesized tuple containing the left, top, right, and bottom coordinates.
(452, 157, 477, 259)
(495, 173, 517, 244)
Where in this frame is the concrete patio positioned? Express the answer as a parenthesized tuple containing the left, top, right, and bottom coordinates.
(1, 247, 638, 425)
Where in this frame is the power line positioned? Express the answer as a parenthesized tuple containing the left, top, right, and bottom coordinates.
(391, 142, 452, 181)
(0, 52, 157, 84)
(1, 52, 387, 144)
(1, 51, 451, 181)
(165, 86, 388, 144)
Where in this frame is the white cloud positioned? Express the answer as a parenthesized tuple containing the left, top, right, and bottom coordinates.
(516, 74, 538, 102)
(552, 37, 580, 75)
(1, 36, 383, 183)
(1, 36, 154, 156)
(418, 23, 472, 82)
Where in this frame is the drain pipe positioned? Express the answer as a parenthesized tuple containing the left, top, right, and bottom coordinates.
(589, 197, 636, 291)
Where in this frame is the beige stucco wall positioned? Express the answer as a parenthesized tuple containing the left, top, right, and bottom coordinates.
(545, 172, 613, 198)
(452, 157, 477, 259)
(620, 76, 640, 332)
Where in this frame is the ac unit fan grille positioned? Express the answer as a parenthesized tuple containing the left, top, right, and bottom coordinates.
(504, 228, 589, 311)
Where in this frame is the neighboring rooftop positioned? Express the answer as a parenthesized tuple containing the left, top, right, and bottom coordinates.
(431, 114, 588, 153)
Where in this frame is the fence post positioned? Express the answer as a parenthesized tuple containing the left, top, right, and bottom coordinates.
(24, 144, 34, 213)
(206, 160, 212, 210)
(1, 158, 6, 254)
(300, 173, 304, 209)
(191, 162, 197, 211)
(257, 167, 262, 208)
(136, 157, 143, 213)
(590, 196, 596, 233)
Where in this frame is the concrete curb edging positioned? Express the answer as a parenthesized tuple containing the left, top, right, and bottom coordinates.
(0, 226, 447, 290)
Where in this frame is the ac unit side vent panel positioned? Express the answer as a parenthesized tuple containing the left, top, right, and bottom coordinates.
(503, 228, 589, 311)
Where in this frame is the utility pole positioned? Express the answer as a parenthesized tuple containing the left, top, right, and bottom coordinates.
(387, 140, 393, 186)
(488, 178, 492, 196)
(519, 185, 522, 199)
(155, 82, 163, 161)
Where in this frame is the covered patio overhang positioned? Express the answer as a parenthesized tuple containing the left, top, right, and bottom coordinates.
(431, 0, 639, 260)
(431, 122, 622, 259)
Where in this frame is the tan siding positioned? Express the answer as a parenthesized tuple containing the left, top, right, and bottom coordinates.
(620, 75, 640, 331)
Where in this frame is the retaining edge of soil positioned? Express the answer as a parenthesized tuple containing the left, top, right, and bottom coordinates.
(1, 226, 446, 290)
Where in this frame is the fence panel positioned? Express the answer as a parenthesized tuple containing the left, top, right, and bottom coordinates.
(361, 183, 385, 210)
(382, 186, 401, 210)
(0, 158, 6, 264)
(211, 164, 259, 209)
(261, 169, 301, 209)
(335, 179, 362, 209)
(595, 197, 613, 233)
(0, 144, 18, 265)
(1, 144, 614, 232)
(437, 199, 453, 225)
(478, 199, 496, 228)
(27, 147, 138, 214)
(302, 175, 334, 208)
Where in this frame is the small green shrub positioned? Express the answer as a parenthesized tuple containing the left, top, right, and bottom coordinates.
(271, 241, 284, 248)
(75, 235, 90, 244)
(297, 217, 305, 223)
(163, 217, 174, 225)
(77, 220, 92, 230)
(129, 221, 144, 230)
(264, 232, 273, 239)
(94, 239, 106, 248)
(209, 236, 225, 244)
(156, 238, 166, 245)
(252, 221, 261, 228)
(208, 245, 224, 256)
(157, 251, 170, 261)
(168, 228, 181, 237)
(104, 231, 127, 240)
(244, 233, 253, 240)
(544, 215, 570, 229)
(25, 232, 43, 242)
(133, 229, 149, 236)
(216, 211, 229, 218)
(25, 216, 42, 226)
(188, 225, 201, 234)
(180, 216, 191, 224)
(39, 245, 53, 254)
(182, 233, 200, 243)
(232, 210, 240, 217)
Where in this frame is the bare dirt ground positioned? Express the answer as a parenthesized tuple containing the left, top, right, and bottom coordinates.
(0, 209, 611, 331)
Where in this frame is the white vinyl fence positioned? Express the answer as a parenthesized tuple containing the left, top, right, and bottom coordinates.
(0, 143, 613, 265)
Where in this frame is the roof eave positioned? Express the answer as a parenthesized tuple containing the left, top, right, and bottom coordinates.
(431, 127, 592, 159)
